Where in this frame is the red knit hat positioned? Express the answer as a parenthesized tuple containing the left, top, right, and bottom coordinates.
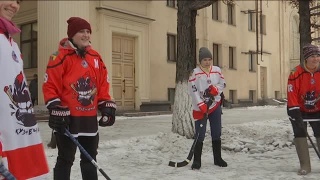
(67, 17, 92, 38)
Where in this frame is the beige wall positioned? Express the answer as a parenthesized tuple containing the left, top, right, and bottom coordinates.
(14, 1, 298, 109)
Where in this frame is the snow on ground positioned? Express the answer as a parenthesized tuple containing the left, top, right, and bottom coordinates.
(40, 105, 320, 180)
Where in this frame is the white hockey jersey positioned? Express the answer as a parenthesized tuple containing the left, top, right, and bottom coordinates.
(188, 65, 225, 120)
(0, 32, 48, 179)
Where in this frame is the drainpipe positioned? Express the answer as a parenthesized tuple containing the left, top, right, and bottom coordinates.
(278, 0, 283, 99)
(255, 0, 260, 101)
(204, 7, 209, 47)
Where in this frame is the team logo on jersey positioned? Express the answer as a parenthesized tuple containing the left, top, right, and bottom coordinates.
(304, 91, 319, 110)
(4, 72, 36, 127)
(71, 73, 97, 107)
(311, 78, 315, 84)
(12, 51, 18, 63)
(81, 60, 88, 68)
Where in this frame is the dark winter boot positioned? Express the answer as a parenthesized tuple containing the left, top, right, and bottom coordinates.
(80, 162, 98, 180)
(47, 131, 57, 149)
(294, 138, 311, 175)
(53, 167, 71, 180)
(191, 141, 203, 170)
(212, 140, 227, 167)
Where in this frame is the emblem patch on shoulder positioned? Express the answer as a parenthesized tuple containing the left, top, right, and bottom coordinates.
(290, 67, 297, 76)
(49, 51, 59, 61)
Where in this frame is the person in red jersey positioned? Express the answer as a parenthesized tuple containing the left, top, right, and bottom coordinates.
(43, 17, 116, 180)
(287, 43, 320, 175)
(0, 1, 49, 179)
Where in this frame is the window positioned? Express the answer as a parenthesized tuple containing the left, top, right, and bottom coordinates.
(212, 1, 219, 20)
(20, 22, 37, 69)
(229, 90, 237, 104)
(167, 34, 177, 62)
(212, 43, 220, 66)
(249, 90, 255, 102)
(275, 91, 280, 99)
(227, 3, 235, 25)
(260, 14, 266, 35)
(229, 47, 236, 69)
(249, 52, 256, 72)
(168, 88, 175, 105)
(167, 0, 177, 8)
(248, 12, 255, 31)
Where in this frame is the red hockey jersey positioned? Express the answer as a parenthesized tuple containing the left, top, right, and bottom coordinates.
(43, 38, 112, 137)
(287, 64, 320, 113)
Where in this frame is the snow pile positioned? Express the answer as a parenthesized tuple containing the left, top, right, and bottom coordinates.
(43, 106, 320, 179)
(221, 119, 294, 154)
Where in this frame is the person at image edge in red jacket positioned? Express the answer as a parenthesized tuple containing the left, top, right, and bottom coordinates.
(287, 43, 320, 175)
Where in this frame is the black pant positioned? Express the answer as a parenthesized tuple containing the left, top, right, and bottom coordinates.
(54, 132, 99, 180)
(290, 112, 320, 138)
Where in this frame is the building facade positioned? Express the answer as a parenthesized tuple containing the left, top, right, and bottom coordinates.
(12, 1, 302, 111)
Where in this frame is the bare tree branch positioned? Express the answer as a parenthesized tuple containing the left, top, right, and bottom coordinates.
(310, 12, 320, 16)
(310, 4, 320, 11)
(189, 0, 217, 11)
(312, 37, 320, 41)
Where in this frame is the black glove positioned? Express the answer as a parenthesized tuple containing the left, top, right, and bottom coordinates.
(288, 108, 304, 127)
(48, 106, 70, 133)
(98, 101, 116, 127)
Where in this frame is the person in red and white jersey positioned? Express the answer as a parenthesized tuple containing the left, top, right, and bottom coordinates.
(0, 1, 49, 179)
(287, 44, 320, 175)
(188, 47, 227, 170)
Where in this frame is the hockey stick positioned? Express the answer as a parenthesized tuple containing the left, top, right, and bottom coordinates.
(300, 121, 320, 159)
(168, 132, 200, 167)
(64, 129, 111, 180)
(306, 131, 320, 159)
(168, 106, 209, 167)
(0, 162, 16, 180)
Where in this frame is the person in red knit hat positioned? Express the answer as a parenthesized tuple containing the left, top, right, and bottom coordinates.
(0, 1, 49, 179)
(43, 17, 116, 180)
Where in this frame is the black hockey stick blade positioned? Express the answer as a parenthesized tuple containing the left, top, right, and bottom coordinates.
(169, 107, 208, 168)
(168, 133, 199, 167)
(168, 159, 190, 167)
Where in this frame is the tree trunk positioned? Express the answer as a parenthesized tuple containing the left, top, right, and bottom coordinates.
(299, 0, 312, 62)
(171, 82, 194, 139)
(171, 1, 197, 138)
